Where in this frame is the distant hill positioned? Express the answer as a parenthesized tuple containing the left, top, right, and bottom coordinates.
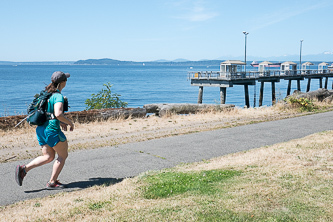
(152, 59, 170, 63)
(172, 58, 190, 62)
(152, 58, 189, 63)
(74, 53, 333, 66)
(0, 58, 223, 66)
(74, 58, 137, 65)
(74, 58, 224, 66)
(1, 51, 331, 66)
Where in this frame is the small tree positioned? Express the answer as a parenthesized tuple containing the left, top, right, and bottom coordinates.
(85, 82, 128, 110)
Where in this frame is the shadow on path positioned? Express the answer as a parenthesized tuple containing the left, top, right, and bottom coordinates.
(24, 188, 46, 193)
(66, 177, 124, 189)
(24, 177, 124, 193)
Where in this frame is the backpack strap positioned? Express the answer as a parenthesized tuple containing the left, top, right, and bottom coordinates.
(15, 114, 32, 128)
(47, 113, 56, 120)
(46, 91, 61, 121)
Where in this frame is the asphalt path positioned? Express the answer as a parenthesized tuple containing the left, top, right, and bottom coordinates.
(1, 111, 333, 206)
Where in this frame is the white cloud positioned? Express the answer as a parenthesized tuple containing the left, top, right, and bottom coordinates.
(170, 0, 219, 22)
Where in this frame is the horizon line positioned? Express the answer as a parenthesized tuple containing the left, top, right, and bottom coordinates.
(1, 53, 333, 63)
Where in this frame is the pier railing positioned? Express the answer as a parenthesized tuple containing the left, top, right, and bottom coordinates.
(188, 69, 333, 80)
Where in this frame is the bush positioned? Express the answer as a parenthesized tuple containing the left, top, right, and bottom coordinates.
(286, 97, 317, 112)
(85, 82, 128, 110)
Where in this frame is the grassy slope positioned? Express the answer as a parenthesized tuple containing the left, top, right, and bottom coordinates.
(1, 102, 333, 221)
(2, 130, 333, 221)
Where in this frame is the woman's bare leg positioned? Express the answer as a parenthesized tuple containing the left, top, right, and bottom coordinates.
(49, 140, 68, 183)
(25, 145, 55, 173)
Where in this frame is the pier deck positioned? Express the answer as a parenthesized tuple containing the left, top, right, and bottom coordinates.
(189, 69, 333, 108)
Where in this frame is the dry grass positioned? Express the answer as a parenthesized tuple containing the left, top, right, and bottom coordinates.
(1, 103, 333, 220)
(0, 104, 306, 163)
(1, 129, 333, 221)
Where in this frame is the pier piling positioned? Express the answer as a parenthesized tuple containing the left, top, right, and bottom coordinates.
(244, 84, 250, 108)
(259, 82, 264, 107)
(287, 80, 292, 96)
(307, 78, 311, 92)
(258, 79, 279, 107)
(220, 87, 226, 104)
(271, 82, 276, 105)
(198, 86, 203, 104)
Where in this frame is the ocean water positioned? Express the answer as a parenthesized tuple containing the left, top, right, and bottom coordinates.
(0, 64, 324, 117)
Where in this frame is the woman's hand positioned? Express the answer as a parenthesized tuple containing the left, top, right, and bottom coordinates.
(60, 122, 68, 131)
(69, 123, 74, 131)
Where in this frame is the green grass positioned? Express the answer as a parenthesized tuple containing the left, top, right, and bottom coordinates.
(141, 169, 242, 199)
(137, 163, 333, 221)
(88, 200, 111, 211)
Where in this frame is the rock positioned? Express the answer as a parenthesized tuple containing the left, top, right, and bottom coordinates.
(143, 103, 235, 117)
(66, 108, 146, 123)
(289, 88, 333, 102)
(323, 95, 333, 103)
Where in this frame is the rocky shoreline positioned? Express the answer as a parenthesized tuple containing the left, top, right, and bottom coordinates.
(0, 104, 235, 130)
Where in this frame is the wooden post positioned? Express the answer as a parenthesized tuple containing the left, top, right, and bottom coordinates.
(319, 77, 323, 88)
(325, 77, 328, 89)
(297, 79, 301, 91)
(259, 82, 264, 107)
(198, 86, 203, 104)
(219, 87, 226, 104)
(244, 84, 250, 108)
(271, 82, 276, 105)
(307, 78, 311, 92)
(287, 79, 292, 96)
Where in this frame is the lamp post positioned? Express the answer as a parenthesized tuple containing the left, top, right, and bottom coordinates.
(300, 39, 303, 71)
(243, 31, 249, 72)
(242, 31, 252, 107)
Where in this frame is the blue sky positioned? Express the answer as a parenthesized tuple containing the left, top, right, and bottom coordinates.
(0, 0, 332, 62)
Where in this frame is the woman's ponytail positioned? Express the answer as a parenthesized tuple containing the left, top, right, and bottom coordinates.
(45, 82, 59, 93)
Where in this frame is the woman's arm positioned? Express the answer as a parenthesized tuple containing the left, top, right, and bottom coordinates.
(54, 102, 74, 131)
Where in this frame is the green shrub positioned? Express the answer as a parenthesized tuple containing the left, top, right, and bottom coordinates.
(286, 97, 317, 112)
(85, 82, 128, 110)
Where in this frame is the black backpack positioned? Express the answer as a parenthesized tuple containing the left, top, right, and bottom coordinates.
(26, 90, 55, 126)
(15, 90, 69, 128)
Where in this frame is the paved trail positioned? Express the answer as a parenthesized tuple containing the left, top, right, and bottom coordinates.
(1, 111, 333, 206)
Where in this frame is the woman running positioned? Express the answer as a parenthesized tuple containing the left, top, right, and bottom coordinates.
(15, 71, 74, 189)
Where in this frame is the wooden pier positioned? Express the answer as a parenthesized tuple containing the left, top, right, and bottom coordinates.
(189, 60, 333, 108)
